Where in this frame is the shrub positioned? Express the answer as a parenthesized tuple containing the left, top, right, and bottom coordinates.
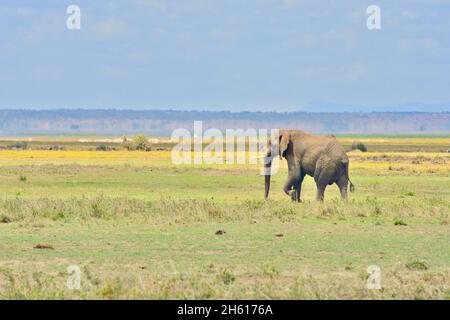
(406, 258, 428, 270)
(0, 215, 11, 223)
(133, 135, 151, 151)
(220, 269, 236, 285)
(8, 141, 28, 150)
(96, 145, 110, 151)
(351, 142, 367, 152)
(394, 218, 407, 226)
(122, 135, 152, 151)
(121, 136, 133, 150)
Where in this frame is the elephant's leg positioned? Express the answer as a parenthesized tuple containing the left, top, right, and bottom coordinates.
(283, 166, 301, 196)
(316, 183, 326, 201)
(292, 181, 301, 202)
(314, 157, 335, 202)
(292, 171, 305, 202)
(336, 175, 348, 200)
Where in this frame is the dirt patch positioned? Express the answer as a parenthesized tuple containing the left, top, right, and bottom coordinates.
(0, 215, 11, 224)
(34, 243, 54, 250)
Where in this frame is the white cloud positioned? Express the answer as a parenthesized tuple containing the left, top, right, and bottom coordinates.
(281, 0, 315, 9)
(296, 62, 368, 82)
(402, 11, 419, 19)
(399, 37, 439, 54)
(135, 0, 167, 11)
(210, 28, 233, 42)
(303, 34, 318, 48)
(323, 29, 356, 50)
(296, 67, 321, 78)
(16, 12, 61, 44)
(100, 66, 125, 78)
(0, 5, 33, 16)
(94, 18, 126, 40)
(127, 52, 152, 64)
(339, 62, 368, 81)
(282, 0, 299, 8)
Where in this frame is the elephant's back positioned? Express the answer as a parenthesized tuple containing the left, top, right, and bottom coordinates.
(323, 138, 347, 156)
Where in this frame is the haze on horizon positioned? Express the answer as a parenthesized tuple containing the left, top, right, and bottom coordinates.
(0, 0, 449, 112)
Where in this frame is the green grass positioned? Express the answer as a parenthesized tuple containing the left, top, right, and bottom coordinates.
(0, 218, 448, 299)
(334, 133, 450, 139)
(0, 143, 449, 299)
(2, 133, 450, 152)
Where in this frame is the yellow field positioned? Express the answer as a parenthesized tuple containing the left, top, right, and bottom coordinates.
(338, 137, 450, 146)
(0, 137, 449, 299)
(0, 150, 448, 177)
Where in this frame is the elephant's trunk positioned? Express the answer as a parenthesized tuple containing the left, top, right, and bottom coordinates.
(264, 172, 271, 199)
(264, 155, 272, 199)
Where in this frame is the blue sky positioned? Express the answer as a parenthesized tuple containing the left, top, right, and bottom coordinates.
(0, 0, 449, 111)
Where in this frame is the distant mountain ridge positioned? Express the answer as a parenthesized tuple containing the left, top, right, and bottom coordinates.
(0, 109, 448, 136)
(302, 101, 450, 113)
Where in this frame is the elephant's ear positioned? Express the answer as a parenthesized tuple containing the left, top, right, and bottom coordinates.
(279, 132, 290, 159)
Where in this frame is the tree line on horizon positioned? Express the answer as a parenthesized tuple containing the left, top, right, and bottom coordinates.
(0, 109, 448, 135)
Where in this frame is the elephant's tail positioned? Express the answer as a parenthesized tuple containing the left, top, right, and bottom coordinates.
(348, 178, 355, 193)
(343, 159, 355, 193)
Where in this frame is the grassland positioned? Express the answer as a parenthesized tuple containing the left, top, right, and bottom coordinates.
(0, 136, 449, 299)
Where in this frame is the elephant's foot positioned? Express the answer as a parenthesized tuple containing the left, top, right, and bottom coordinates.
(284, 185, 293, 195)
(290, 191, 302, 202)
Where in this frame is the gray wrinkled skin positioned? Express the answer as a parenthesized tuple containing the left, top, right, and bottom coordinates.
(264, 130, 354, 202)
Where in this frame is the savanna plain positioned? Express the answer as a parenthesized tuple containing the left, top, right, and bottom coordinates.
(0, 135, 448, 299)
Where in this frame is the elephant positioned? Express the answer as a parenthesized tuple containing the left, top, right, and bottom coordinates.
(264, 130, 354, 201)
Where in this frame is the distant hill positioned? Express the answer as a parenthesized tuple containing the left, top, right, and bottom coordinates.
(0, 109, 448, 136)
(302, 101, 450, 113)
